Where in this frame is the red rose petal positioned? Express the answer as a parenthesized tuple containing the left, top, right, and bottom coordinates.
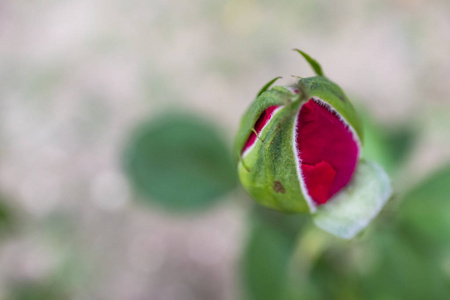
(297, 99, 359, 206)
(302, 161, 336, 205)
(242, 106, 279, 154)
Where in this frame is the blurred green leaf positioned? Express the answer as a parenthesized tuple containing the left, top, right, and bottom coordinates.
(397, 165, 450, 247)
(384, 128, 415, 165)
(296, 223, 449, 300)
(0, 200, 12, 230)
(123, 112, 237, 212)
(241, 207, 305, 300)
(362, 114, 415, 175)
(306, 247, 361, 300)
(9, 281, 68, 300)
(359, 228, 449, 300)
(0, 198, 14, 238)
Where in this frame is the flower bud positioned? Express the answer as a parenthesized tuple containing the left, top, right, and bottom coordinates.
(235, 50, 391, 238)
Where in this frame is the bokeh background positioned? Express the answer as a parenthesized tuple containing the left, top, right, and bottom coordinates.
(0, 0, 450, 299)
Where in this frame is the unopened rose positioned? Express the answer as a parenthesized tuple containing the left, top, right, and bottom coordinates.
(235, 50, 391, 238)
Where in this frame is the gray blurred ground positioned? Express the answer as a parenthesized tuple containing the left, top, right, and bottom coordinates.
(0, 0, 449, 299)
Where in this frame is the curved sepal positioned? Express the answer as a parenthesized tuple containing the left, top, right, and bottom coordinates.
(312, 160, 391, 239)
(294, 49, 324, 77)
(257, 76, 282, 97)
(233, 87, 293, 162)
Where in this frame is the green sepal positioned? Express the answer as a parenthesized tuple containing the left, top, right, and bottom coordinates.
(313, 160, 392, 239)
(257, 76, 282, 97)
(238, 99, 309, 213)
(294, 49, 324, 76)
(233, 86, 296, 163)
(235, 50, 373, 217)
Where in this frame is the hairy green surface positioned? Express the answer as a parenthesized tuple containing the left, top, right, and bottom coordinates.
(313, 160, 391, 239)
(235, 51, 390, 239)
(235, 75, 365, 214)
(238, 97, 308, 213)
(234, 87, 294, 162)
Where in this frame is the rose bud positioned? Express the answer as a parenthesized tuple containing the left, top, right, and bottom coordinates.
(234, 50, 391, 239)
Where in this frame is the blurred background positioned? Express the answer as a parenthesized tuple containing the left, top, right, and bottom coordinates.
(0, 0, 450, 299)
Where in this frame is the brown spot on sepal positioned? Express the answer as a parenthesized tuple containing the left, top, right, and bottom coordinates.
(273, 181, 286, 193)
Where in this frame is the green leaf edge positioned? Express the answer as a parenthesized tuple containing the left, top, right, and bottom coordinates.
(294, 49, 324, 77)
(312, 160, 392, 239)
(257, 76, 283, 97)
